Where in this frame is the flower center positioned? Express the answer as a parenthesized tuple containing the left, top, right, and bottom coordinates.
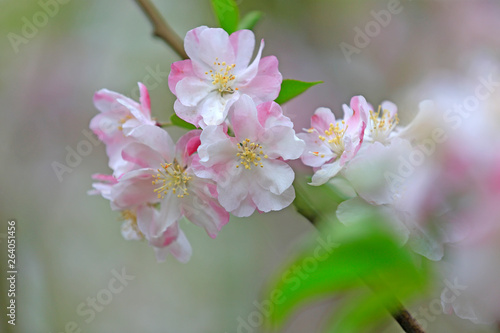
(206, 58, 238, 96)
(236, 139, 268, 170)
(318, 121, 348, 156)
(117, 114, 133, 131)
(120, 209, 144, 239)
(152, 162, 191, 199)
(369, 106, 399, 141)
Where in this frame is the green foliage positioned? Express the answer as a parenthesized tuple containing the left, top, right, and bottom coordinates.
(211, 0, 240, 34)
(275, 79, 323, 105)
(237, 11, 263, 31)
(292, 176, 349, 225)
(266, 201, 429, 333)
(170, 114, 197, 130)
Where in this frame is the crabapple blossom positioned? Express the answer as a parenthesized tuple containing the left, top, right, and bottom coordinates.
(364, 100, 400, 143)
(89, 175, 191, 262)
(298, 95, 368, 186)
(193, 95, 305, 217)
(131, 205, 192, 263)
(168, 26, 282, 128)
(90, 82, 156, 177)
(109, 125, 229, 239)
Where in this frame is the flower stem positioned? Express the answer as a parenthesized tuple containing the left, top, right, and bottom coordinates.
(134, 0, 188, 59)
(294, 181, 426, 333)
(156, 121, 173, 128)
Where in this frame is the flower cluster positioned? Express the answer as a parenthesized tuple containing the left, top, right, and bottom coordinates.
(89, 27, 304, 262)
(88, 23, 500, 327)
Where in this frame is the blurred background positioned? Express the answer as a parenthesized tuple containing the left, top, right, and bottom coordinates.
(1, 0, 500, 332)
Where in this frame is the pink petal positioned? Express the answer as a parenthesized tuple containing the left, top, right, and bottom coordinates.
(93, 89, 139, 113)
(176, 77, 213, 107)
(185, 26, 235, 77)
(250, 184, 295, 213)
(174, 130, 202, 166)
(229, 29, 255, 70)
(138, 82, 151, 117)
(167, 228, 192, 263)
(121, 142, 164, 169)
(110, 169, 159, 209)
(230, 95, 263, 142)
(128, 125, 175, 162)
(261, 126, 305, 160)
(381, 100, 398, 118)
(237, 56, 282, 104)
(168, 59, 195, 95)
(256, 159, 295, 195)
(236, 39, 264, 84)
(173, 100, 203, 128)
(310, 161, 342, 186)
(311, 107, 336, 133)
(257, 101, 292, 129)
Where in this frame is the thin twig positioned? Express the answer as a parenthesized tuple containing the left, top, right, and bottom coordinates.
(296, 182, 426, 333)
(393, 309, 425, 333)
(156, 121, 172, 127)
(134, 0, 188, 59)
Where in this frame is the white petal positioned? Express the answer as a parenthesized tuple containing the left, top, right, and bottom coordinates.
(310, 161, 342, 186)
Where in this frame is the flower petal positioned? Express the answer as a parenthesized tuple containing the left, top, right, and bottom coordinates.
(176, 77, 213, 107)
(250, 184, 295, 213)
(229, 29, 255, 70)
(310, 160, 342, 186)
(168, 59, 195, 95)
(237, 56, 282, 104)
(128, 125, 175, 162)
(311, 107, 336, 133)
(256, 159, 295, 195)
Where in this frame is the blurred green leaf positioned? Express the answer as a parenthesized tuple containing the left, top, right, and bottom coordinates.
(275, 79, 323, 105)
(170, 114, 197, 130)
(237, 11, 263, 31)
(292, 175, 349, 225)
(267, 211, 429, 332)
(211, 0, 240, 34)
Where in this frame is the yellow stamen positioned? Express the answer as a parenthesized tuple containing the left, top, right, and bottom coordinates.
(235, 139, 268, 170)
(152, 162, 191, 199)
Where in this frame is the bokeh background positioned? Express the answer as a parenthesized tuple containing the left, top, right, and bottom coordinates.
(1, 0, 500, 332)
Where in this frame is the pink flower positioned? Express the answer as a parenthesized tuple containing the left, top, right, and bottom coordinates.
(365, 100, 399, 143)
(299, 95, 368, 185)
(133, 205, 192, 263)
(109, 125, 229, 239)
(168, 26, 282, 128)
(89, 177, 191, 263)
(193, 95, 305, 217)
(90, 82, 156, 177)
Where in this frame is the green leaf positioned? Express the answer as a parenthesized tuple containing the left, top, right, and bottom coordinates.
(237, 11, 263, 31)
(170, 114, 197, 130)
(266, 212, 429, 331)
(211, 0, 240, 34)
(292, 175, 350, 225)
(275, 79, 323, 105)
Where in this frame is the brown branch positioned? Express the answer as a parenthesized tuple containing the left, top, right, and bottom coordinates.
(134, 0, 188, 59)
(294, 183, 426, 333)
(304, 214, 426, 333)
(393, 309, 425, 333)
